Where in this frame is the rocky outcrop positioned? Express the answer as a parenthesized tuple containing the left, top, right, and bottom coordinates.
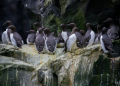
(0, 44, 101, 86)
(91, 55, 120, 86)
(0, 40, 120, 86)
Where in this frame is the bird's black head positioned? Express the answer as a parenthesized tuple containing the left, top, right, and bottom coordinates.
(25, 30, 35, 33)
(8, 25, 16, 32)
(33, 22, 40, 27)
(66, 23, 76, 28)
(86, 23, 91, 29)
(102, 27, 108, 34)
(3, 20, 12, 27)
(80, 30, 85, 36)
(44, 28, 50, 36)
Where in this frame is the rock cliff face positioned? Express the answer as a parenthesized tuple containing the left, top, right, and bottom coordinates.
(23, 0, 120, 33)
(0, 40, 120, 86)
(0, 44, 101, 86)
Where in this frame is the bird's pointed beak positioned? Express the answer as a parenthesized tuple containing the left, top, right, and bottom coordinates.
(3, 22, 6, 26)
(25, 31, 29, 33)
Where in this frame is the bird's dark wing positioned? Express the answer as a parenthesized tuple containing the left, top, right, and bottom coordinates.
(75, 32, 83, 48)
(47, 35, 57, 52)
(13, 32, 22, 48)
(7, 28, 12, 41)
(28, 34, 36, 43)
(35, 35, 45, 52)
(66, 29, 71, 37)
(102, 34, 113, 51)
(83, 31, 91, 47)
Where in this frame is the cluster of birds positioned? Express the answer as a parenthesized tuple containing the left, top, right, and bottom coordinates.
(1, 18, 119, 54)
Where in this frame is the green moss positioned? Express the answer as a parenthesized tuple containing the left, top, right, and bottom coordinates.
(27, 9, 40, 31)
(113, 39, 120, 47)
(44, 14, 61, 36)
(44, 0, 52, 7)
(59, 0, 71, 14)
(62, 10, 86, 31)
(91, 74, 111, 86)
(0, 65, 4, 72)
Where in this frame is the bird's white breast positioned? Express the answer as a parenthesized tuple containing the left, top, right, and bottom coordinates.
(61, 31, 68, 42)
(100, 36, 109, 53)
(10, 33, 17, 48)
(87, 30, 95, 47)
(94, 36, 99, 44)
(2, 31, 7, 44)
(67, 34, 77, 52)
(5, 29, 11, 44)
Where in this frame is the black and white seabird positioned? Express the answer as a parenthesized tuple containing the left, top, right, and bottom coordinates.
(105, 18, 120, 40)
(66, 23, 76, 29)
(94, 25, 102, 44)
(100, 27, 114, 53)
(26, 30, 36, 45)
(65, 27, 82, 52)
(9, 25, 23, 49)
(83, 23, 95, 47)
(60, 24, 71, 42)
(80, 30, 86, 45)
(33, 22, 45, 37)
(80, 30, 85, 37)
(33, 22, 41, 37)
(35, 28, 45, 53)
(2, 21, 12, 44)
(44, 28, 57, 54)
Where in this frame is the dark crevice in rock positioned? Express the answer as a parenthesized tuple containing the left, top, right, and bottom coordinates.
(53, 73, 58, 86)
(54, 0, 60, 9)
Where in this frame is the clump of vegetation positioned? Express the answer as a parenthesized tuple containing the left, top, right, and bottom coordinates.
(44, 14, 61, 36)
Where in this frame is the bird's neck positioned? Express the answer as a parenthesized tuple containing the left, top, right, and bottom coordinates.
(87, 27, 91, 30)
(46, 32, 51, 37)
(98, 30, 101, 33)
(62, 27, 66, 31)
(37, 27, 40, 30)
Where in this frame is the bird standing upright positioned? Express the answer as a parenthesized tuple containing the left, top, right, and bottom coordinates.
(9, 25, 23, 49)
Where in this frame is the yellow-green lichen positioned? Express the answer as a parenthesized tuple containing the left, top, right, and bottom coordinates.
(59, 0, 71, 14)
(44, 0, 53, 7)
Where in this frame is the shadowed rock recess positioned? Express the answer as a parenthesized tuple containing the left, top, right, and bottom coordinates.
(0, 40, 120, 86)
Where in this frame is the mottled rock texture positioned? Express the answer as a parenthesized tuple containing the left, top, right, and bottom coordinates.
(0, 39, 120, 86)
(0, 43, 101, 86)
